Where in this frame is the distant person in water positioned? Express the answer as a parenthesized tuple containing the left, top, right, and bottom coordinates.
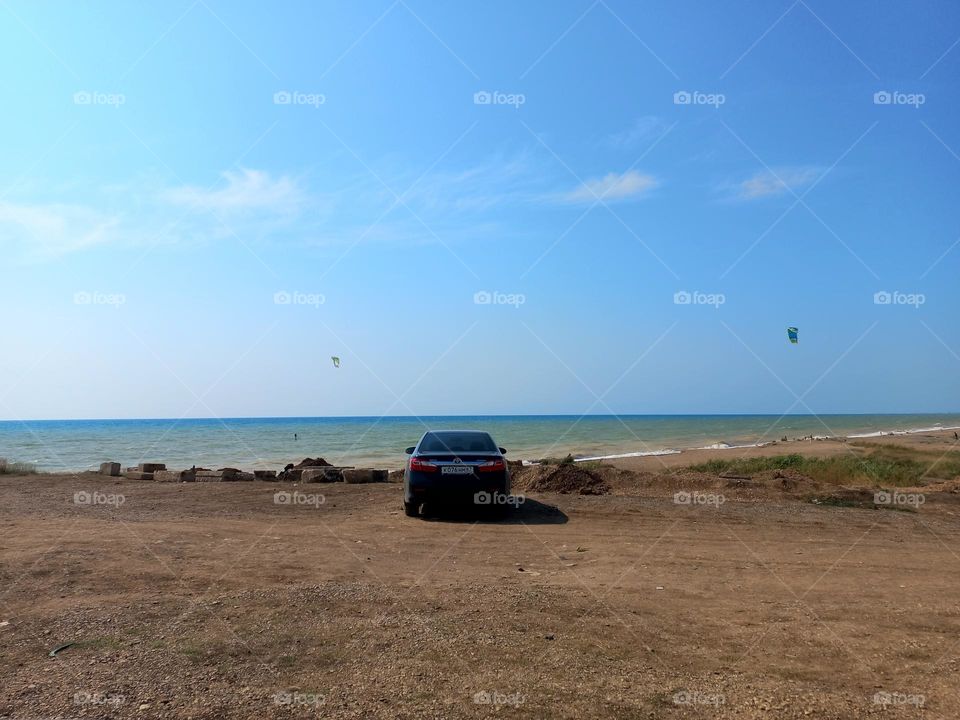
(294, 433, 298, 441)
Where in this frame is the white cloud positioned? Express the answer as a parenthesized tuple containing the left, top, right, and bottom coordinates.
(0, 200, 120, 260)
(162, 168, 304, 215)
(396, 153, 541, 213)
(1, 168, 306, 262)
(560, 170, 658, 203)
(737, 167, 819, 200)
(606, 116, 667, 149)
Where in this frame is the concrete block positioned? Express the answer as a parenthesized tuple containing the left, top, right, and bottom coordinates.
(154, 469, 195, 483)
(302, 467, 343, 483)
(196, 469, 239, 482)
(99, 462, 121, 477)
(138, 463, 167, 473)
(342, 468, 389, 484)
(124, 470, 154, 481)
(254, 470, 277, 481)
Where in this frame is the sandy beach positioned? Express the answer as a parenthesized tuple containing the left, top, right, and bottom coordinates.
(604, 428, 960, 472)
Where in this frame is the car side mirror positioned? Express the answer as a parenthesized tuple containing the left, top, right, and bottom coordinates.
(404, 446, 415, 455)
(499, 447, 507, 455)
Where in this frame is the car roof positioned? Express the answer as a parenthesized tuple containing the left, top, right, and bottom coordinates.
(421, 429, 492, 437)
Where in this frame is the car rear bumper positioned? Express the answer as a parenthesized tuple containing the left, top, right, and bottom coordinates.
(405, 470, 510, 505)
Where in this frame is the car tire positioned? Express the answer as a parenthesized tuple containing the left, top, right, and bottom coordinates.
(403, 501, 419, 518)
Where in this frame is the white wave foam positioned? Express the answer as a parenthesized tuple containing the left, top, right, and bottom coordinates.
(847, 425, 960, 439)
(574, 449, 681, 462)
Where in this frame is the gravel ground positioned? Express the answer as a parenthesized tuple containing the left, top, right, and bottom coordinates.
(1, 470, 959, 718)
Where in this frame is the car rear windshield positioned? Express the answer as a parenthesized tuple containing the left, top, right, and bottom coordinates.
(418, 432, 497, 453)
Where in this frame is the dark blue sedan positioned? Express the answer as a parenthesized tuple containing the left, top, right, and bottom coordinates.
(403, 430, 511, 517)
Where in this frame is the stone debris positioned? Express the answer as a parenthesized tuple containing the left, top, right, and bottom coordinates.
(153, 469, 196, 483)
(137, 463, 167, 473)
(277, 468, 304, 482)
(342, 468, 389, 484)
(196, 469, 239, 482)
(302, 467, 344, 483)
(113, 458, 390, 485)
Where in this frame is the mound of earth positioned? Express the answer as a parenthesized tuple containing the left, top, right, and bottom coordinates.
(516, 464, 610, 495)
(295, 457, 332, 468)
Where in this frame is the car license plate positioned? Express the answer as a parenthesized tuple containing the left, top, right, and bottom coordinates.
(441, 465, 473, 475)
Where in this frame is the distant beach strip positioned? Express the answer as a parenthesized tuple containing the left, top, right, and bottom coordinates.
(1, 415, 958, 472)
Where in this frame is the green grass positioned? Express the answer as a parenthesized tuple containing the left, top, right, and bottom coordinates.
(0, 458, 37, 475)
(687, 449, 960, 487)
(691, 453, 807, 475)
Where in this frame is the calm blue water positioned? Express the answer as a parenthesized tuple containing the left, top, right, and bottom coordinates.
(2, 414, 959, 472)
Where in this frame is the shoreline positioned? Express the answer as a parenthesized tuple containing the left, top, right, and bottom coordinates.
(571, 423, 960, 464)
(0, 413, 960, 473)
(6, 427, 958, 477)
(602, 427, 960, 473)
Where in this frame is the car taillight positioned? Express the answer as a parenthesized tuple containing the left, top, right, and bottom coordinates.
(410, 457, 438, 472)
(477, 459, 505, 472)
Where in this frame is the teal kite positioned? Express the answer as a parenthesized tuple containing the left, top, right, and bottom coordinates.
(331, 356, 341, 368)
(787, 327, 798, 344)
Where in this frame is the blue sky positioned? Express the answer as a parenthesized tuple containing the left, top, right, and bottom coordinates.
(1, 0, 958, 420)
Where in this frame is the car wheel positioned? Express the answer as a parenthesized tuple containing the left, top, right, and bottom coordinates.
(403, 501, 419, 517)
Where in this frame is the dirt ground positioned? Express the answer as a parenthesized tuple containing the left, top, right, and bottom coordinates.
(605, 429, 960, 472)
(2, 440, 960, 718)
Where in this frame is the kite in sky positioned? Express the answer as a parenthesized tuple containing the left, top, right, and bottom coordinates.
(331, 356, 341, 368)
(787, 327, 798, 344)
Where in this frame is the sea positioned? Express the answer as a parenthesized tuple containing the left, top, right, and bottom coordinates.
(2, 414, 959, 473)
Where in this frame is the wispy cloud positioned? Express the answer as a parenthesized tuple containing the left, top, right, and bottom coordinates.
(4, 154, 662, 263)
(162, 168, 305, 215)
(393, 152, 538, 213)
(559, 170, 658, 204)
(734, 167, 820, 200)
(605, 116, 667, 149)
(0, 200, 120, 260)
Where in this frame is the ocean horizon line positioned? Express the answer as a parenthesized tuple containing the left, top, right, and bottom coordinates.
(2, 411, 958, 425)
